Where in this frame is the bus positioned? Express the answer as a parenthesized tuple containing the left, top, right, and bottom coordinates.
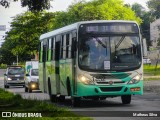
(39, 20, 143, 107)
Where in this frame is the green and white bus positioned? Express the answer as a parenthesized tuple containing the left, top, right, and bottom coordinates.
(39, 20, 143, 107)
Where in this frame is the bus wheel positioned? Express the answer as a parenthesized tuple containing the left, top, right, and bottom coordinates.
(59, 96, 65, 102)
(92, 97, 99, 101)
(50, 95, 57, 102)
(121, 95, 131, 104)
(100, 97, 106, 100)
(66, 79, 71, 96)
(72, 97, 81, 107)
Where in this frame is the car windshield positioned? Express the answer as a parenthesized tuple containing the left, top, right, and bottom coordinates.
(8, 68, 25, 75)
(79, 35, 141, 71)
(31, 69, 39, 76)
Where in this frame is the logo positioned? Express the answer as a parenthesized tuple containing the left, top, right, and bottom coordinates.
(109, 80, 113, 85)
(2, 112, 11, 117)
(1, 112, 42, 118)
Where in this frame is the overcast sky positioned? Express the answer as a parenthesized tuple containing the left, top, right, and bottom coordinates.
(0, 0, 149, 41)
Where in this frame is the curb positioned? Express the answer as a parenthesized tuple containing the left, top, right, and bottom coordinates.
(144, 80, 160, 93)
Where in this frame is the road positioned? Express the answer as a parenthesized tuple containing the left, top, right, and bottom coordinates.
(0, 69, 160, 119)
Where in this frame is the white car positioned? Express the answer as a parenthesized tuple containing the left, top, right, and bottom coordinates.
(143, 58, 151, 64)
(24, 69, 39, 93)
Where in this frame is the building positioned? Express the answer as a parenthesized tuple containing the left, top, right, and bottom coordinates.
(150, 19, 160, 47)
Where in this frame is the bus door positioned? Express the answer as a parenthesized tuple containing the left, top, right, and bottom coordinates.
(42, 41, 47, 93)
(71, 31, 77, 95)
(55, 37, 61, 94)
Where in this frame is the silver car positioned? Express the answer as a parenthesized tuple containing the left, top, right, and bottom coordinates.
(4, 66, 25, 88)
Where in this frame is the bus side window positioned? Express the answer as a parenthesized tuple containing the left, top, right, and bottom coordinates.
(63, 35, 66, 59)
(66, 34, 70, 58)
(71, 31, 77, 58)
(51, 37, 55, 60)
(42, 40, 47, 62)
(55, 35, 61, 61)
(68, 33, 72, 58)
(39, 42, 42, 62)
(60, 35, 64, 59)
(46, 39, 49, 61)
(48, 38, 52, 61)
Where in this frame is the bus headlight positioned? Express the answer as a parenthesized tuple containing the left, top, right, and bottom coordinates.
(78, 75, 94, 85)
(7, 78, 12, 80)
(128, 74, 142, 84)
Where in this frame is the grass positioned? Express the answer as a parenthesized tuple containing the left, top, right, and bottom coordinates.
(0, 88, 92, 120)
(143, 64, 160, 76)
(144, 78, 160, 81)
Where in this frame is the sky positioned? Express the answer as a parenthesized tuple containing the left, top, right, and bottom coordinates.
(0, 0, 149, 42)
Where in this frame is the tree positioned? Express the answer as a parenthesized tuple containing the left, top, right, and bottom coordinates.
(0, 0, 51, 12)
(131, 3, 145, 18)
(147, 0, 160, 19)
(130, 3, 152, 47)
(53, 0, 142, 29)
(0, 11, 55, 64)
(0, 0, 142, 64)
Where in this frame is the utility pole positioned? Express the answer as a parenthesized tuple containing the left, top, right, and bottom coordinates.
(17, 54, 18, 65)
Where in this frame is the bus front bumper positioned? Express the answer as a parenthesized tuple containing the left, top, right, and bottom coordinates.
(76, 80, 143, 97)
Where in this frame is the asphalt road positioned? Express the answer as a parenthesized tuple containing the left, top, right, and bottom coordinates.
(0, 69, 160, 119)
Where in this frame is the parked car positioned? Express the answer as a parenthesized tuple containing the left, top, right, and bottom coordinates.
(24, 61, 39, 93)
(4, 66, 25, 88)
(143, 58, 151, 64)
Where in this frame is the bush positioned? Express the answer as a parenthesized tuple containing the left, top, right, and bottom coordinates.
(0, 63, 7, 69)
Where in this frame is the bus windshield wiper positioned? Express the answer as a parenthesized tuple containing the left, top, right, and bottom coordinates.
(92, 37, 106, 48)
(115, 36, 125, 49)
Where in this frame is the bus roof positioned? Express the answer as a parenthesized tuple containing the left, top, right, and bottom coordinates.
(39, 20, 138, 41)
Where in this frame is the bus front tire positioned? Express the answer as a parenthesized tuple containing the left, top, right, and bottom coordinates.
(59, 96, 65, 102)
(50, 95, 57, 102)
(72, 97, 81, 107)
(121, 95, 131, 104)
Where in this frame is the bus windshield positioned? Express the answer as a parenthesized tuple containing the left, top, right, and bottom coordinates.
(78, 35, 141, 71)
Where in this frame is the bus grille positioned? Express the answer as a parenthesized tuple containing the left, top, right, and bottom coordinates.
(96, 81, 125, 84)
(91, 73, 131, 79)
(100, 87, 122, 92)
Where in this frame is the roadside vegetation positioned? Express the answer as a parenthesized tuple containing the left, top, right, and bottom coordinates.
(143, 64, 160, 80)
(143, 64, 160, 76)
(0, 88, 92, 120)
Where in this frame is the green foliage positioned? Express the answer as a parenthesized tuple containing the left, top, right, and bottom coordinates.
(0, 11, 55, 64)
(0, 0, 142, 64)
(20, 0, 51, 12)
(0, 63, 7, 69)
(144, 64, 160, 76)
(53, 0, 142, 29)
(147, 0, 160, 19)
(157, 37, 160, 46)
(0, 0, 51, 12)
(130, 3, 152, 47)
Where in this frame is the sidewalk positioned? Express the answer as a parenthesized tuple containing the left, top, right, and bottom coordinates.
(144, 80, 160, 93)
